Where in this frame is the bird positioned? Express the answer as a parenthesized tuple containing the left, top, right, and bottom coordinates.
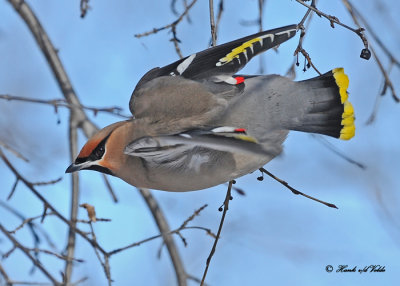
(66, 24, 355, 192)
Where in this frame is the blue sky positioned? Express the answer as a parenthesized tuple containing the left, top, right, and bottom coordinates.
(0, 0, 399, 285)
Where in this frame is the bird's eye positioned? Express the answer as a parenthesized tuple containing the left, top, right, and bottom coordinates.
(88, 133, 111, 162)
(94, 145, 105, 159)
(90, 143, 106, 161)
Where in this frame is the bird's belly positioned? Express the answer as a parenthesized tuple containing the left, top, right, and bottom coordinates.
(135, 151, 271, 192)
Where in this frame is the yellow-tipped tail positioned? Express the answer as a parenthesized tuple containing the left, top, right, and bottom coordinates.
(333, 68, 355, 140)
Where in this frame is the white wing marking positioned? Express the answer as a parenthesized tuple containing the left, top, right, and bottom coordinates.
(177, 53, 196, 75)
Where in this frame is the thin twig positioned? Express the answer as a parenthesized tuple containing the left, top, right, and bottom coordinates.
(0, 201, 46, 254)
(295, 0, 369, 52)
(0, 94, 130, 119)
(182, 0, 192, 23)
(0, 224, 60, 285)
(2, 246, 17, 259)
(0, 263, 55, 286)
(297, 0, 314, 28)
(258, 0, 265, 73)
(0, 263, 11, 286)
(27, 248, 84, 263)
(102, 174, 119, 203)
(64, 115, 80, 284)
(369, 45, 398, 102)
(292, 2, 322, 74)
(365, 61, 394, 125)
(108, 204, 210, 256)
(135, 0, 197, 38)
(286, 2, 315, 78)
(7, 0, 99, 139)
(311, 135, 366, 169)
(32, 177, 62, 186)
(215, 0, 223, 40)
(0, 141, 29, 162)
(171, 0, 179, 15)
(6, 178, 19, 200)
(200, 181, 233, 286)
(293, 24, 321, 75)
(341, 0, 400, 68)
(259, 168, 338, 209)
(171, 25, 184, 59)
(0, 149, 108, 255)
(135, 0, 198, 58)
(135, 188, 187, 286)
(71, 277, 89, 286)
(9, 213, 54, 234)
(88, 223, 112, 286)
(340, 0, 399, 102)
(209, 0, 217, 46)
(80, 0, 90, 18)
(76, 218, 111, 224)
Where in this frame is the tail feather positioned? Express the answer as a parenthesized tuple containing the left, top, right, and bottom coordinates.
(289, 68, 355, 140)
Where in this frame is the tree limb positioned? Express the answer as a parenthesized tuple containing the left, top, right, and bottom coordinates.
(6, 1, 188, 284)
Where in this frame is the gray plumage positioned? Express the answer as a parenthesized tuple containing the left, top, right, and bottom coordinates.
(66, 25, 355, 192)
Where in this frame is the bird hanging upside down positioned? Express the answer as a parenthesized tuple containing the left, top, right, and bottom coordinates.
(66, 24, 355, 191)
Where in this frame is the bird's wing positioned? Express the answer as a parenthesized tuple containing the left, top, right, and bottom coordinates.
(130, 25, 297, 117)
(132, 24, 297, 92)
(124, 127, 269, 163)
(130, 75, 238, 121)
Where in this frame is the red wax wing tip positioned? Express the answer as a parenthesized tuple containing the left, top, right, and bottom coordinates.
(234, 128, 247, 133)
(235, 76, 245, 84)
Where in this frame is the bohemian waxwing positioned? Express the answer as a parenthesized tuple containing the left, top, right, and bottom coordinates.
(66, 24, 355, 191)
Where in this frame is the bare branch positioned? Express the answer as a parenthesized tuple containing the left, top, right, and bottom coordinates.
(0, 224, 61, 285)
(7, 2, 188, 285)
(311, 134, 366, 169)
(295, 0, 370, 56)
(215, 0, 223, 38)
(108, 203, 209, 256)
(0, 263, 12, 286)
(135, 0, 197, 38)
(341, 0, 400, 68)
(64, 116, 80, 284)
(209, 0, 217, 46)
(339, 0, 399, 103)
(171, 0, 179, 15)
(135, 0, 198, 58)
(257, 0, 265, 73)
(365, 61, 394, 125)
(286, 4, 315, 78)
(179, 204, 207, 229)
(259, 168, 338, 209)
(9, 213, 54, 234)
(171, 25, 184, 59)
(87, 223, 112, 285)
(0, 141, 29, 162)
(0, 201, 49, 254)
(102, 174, 119, 203)
(0, 149, 108, 255)
(137, 188, 187, 286)
(0, 94, 130, 119)
(6, 178, 19, 201)
(26, 248, 84, 263)
(7, 0, 98, 138)
(80, 0, 90, 18)
(294, 31, 322, 75)
(32, 177, 62, 186)
(200, 181, 233, 285)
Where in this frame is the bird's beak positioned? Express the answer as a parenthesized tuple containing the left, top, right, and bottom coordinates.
(65, 163, 81, 173)
(65, 162, 90, 173)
